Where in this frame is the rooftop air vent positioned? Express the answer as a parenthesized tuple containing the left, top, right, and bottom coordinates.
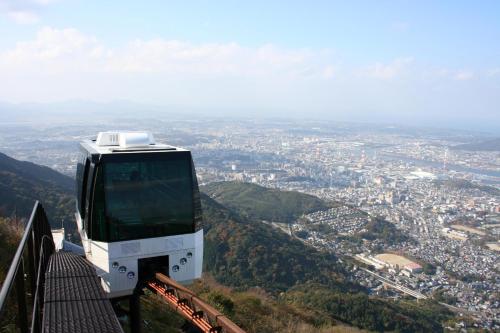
(96, 131, 155, 148)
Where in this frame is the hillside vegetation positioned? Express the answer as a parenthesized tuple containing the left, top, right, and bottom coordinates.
(188, 277, 371, 333)
(357, 217, 413, 246)
(0, 152, 73, 190)
(0, 152, 75, 232)
(284, 284, 450, 332)
(202, 181, 331, 223)
(0, 218, 22, 282)
(201, 193, 356, 292)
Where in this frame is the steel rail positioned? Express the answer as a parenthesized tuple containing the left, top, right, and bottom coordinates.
(147, 273, 246, 333)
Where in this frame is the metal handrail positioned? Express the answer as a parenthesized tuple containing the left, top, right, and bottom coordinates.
(30, 235, 55, 333)
(0, 201, 55, 333)
(0, 202, 39, 311)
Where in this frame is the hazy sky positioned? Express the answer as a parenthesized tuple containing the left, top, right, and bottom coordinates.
(0, 1, 499, 129)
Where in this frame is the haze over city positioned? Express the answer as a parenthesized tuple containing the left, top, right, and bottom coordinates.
(0, 0, 499, 131)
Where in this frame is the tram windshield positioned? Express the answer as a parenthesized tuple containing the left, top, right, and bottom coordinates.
(91, 152, 196, 242)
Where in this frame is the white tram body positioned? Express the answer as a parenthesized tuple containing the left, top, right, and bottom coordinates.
(75, 132, 203, 298)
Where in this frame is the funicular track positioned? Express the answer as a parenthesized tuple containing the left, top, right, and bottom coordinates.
(0, 201, 246, 333)
(147, 273, 245, 333)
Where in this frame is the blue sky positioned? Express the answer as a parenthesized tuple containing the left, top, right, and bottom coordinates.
(0, 1, 499, 130)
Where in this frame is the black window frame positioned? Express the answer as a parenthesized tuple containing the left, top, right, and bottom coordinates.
(84, 162, 96, 234)
(75, 153, 85, 216)
(80, 158, 90, 219)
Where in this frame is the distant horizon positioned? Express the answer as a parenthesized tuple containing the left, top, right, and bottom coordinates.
(0, 98, 499, 135)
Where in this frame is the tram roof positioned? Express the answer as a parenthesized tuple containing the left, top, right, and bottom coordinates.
(80, 131, 188, 156)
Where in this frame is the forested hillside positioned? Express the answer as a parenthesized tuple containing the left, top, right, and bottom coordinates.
(0, 218, 22, 282)
(356, 217, 413, 246)
(0, 152, 74, 231)
(201, 193, 356, 292)
(284, 284, 451, 332)
(202, 181, 332, 223)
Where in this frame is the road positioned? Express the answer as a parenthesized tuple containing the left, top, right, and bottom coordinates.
(360, 267, 484, 321)
(360, 267, 428, 299)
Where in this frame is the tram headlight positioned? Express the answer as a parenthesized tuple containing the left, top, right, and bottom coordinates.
(180, 258, 187, 265)
(127, 272, 135, 279)
(172, 265, 180, 272)
(118, 266, 127, 273)
(112, 262, 119, 269)
(186, 252, 193, 258)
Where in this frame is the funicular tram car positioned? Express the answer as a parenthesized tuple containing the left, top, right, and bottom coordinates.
(75, 131, 203, 298)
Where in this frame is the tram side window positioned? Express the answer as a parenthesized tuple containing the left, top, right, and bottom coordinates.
(191, 160, 203, 230)
(81, 159, 90, 220)
(76, 154, 90, 219)
(76, 156, 84, 213)
(91, 166, 106, 241)
(84, 163, 94, 233)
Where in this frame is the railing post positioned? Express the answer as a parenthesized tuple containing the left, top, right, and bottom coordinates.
(15, 260, 29, 333)
(27, 233, 36, 302)
(32, 213, 40, 279)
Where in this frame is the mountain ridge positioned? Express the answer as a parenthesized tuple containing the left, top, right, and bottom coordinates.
(0, 151, 75, 232)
